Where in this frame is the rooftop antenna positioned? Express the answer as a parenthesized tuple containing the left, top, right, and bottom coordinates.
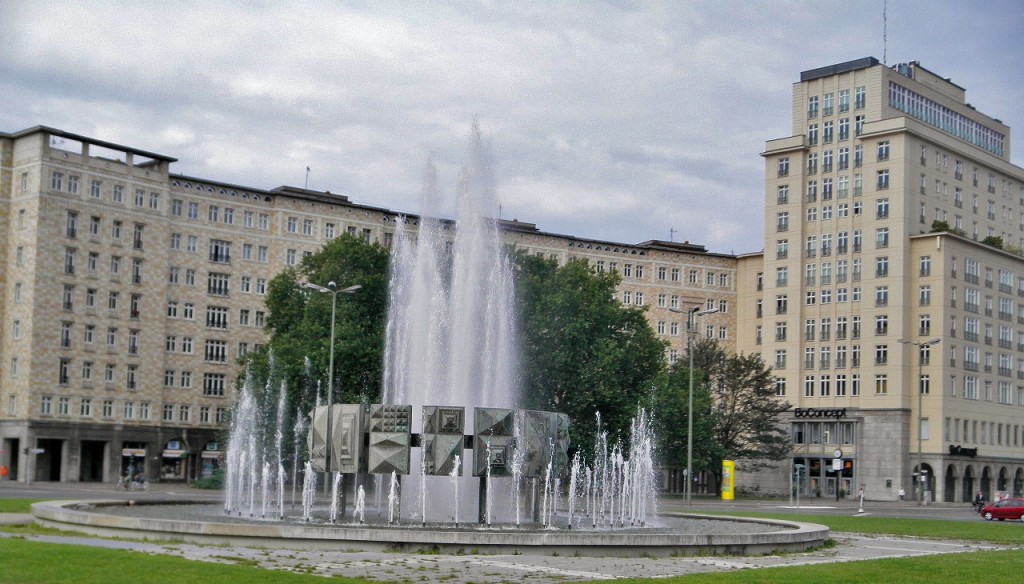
(669, 228, 677, 242)
(883, 0, 888, 65)
(305, 166, 311, 190)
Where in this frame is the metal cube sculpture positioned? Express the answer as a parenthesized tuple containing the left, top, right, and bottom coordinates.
(422, 405, 465, 476)
(367, 404, 412, 474)
(473, 408, 516, 477)
(520, 410, 571, 479)
(306, 404, 364, 473)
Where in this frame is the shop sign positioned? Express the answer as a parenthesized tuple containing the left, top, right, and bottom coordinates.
(948, 445, 978, 457)
(794, 407, 847, 419)
(162, 449, 186, 458)
(121, 448, 146, 457)
(201, 451, 223, 459)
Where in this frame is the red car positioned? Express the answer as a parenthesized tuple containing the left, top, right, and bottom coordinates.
(980, 498, 1024, 521)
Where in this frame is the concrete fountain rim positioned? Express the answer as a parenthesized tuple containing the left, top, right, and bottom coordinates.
(31, 499, 830, 557)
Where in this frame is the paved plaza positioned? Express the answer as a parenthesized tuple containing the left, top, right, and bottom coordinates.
(1, 481, 1018, 583)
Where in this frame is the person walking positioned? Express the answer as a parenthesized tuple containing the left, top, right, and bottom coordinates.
(898, 487, 905, 502)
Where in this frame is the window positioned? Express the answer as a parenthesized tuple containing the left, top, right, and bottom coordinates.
(207, 273, 230, 296)
(777, 185, 789, 204)
(875, 286, 888, 306)
(778, 157, 790, 177)
(209, 239, 231, 263)
(855, 86, 865, 109)
(64, 247, 76, 274)
(257, 246, 268, 263)
(208, 205, 219, 222)
(203, 373, 226, 397)
(206, 306, 229, 329)
(303, 219, 313, 235)
(876, 228, 889, 248)
(877, 169, 889, 190)
(808, 95, 819, 118)
(259, 214, 269, 230)
(66, 210, 78, 238)
(286, 249, 297, 265)
(874, 374, 888, 394)
(204, 339, 228, 362)
(287, 217, 298, 233)
(877, 141, 890, 161)
(187, 201, 199, 219)
(778, 211, 794, 229)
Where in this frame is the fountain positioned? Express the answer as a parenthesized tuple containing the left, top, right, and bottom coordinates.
(30, 123, 829, 557)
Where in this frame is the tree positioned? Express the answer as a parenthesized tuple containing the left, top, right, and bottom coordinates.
(252, 234, 390, 427)
(652, 362, 720, 492)
(688, 338, 792, 493)
(514, 253, 666, 458)
(982, 235, 1004, 249)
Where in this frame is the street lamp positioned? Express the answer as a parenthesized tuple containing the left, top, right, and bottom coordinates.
(671, 304, 719, 504)
(898, 337, 941, 506)
(303, 281, 361, 492)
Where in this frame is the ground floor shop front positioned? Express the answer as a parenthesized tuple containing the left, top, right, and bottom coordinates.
(734, 407, 1024, 503)
(0, 420, 222, 485)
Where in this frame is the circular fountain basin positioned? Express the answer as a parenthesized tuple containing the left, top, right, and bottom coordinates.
(32, 500, 828, 557)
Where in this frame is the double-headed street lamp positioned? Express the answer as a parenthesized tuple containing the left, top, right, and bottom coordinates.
(671, 304, 719, 504)
(897, 337, 941, 506)
(303, 281, 361, 491)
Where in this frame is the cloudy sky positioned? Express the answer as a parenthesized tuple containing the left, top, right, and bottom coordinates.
(2, 1, 1022, 254)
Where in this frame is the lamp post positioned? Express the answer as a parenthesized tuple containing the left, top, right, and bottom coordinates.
(671, 305, 719, 504)
(303, 281, 361, 493)
(898, 337, 941, 506)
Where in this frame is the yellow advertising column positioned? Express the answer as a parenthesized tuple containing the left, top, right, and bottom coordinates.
(721, 460, 735, 500)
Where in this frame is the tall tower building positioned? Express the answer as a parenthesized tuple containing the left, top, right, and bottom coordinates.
(740, 57, 1024, 502)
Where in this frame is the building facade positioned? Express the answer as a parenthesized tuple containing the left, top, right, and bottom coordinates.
(0, 126, 734, 484)
(741, 57, 1024, 502)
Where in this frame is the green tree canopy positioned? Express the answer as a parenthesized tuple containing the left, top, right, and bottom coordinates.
(514, 253, 666, 458)
(689, 338, 792, 492)
(250, 234, 390, 425)
(652, 361, 720, 476)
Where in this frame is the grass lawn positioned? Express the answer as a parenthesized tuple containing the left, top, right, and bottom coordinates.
(0, 499, 43, 514)
(711, 511, 1024, 545)
(610, 549, 1024, 583)
(0, 538, 371, 584)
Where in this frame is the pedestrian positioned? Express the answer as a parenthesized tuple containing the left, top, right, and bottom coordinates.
(898, 486, 905, 502)
(974, 490, 986, 512)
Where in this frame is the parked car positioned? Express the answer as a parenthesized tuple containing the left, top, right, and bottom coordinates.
(980, 498, 1024, 521)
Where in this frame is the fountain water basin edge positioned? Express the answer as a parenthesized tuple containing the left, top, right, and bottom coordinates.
(31, 500, 829, 557)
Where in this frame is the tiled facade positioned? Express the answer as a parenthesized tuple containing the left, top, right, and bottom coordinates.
(743, 58, 1024, 502)
(0, 127, 734, 484)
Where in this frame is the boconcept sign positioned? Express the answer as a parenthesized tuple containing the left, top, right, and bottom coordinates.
(793, 407, 848, 419)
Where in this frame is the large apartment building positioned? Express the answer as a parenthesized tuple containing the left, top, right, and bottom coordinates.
(739, 57, 1024, 502)
(0, 126, 734, 484)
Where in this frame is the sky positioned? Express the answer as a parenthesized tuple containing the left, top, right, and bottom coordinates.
(2, 1, 1022, 255)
